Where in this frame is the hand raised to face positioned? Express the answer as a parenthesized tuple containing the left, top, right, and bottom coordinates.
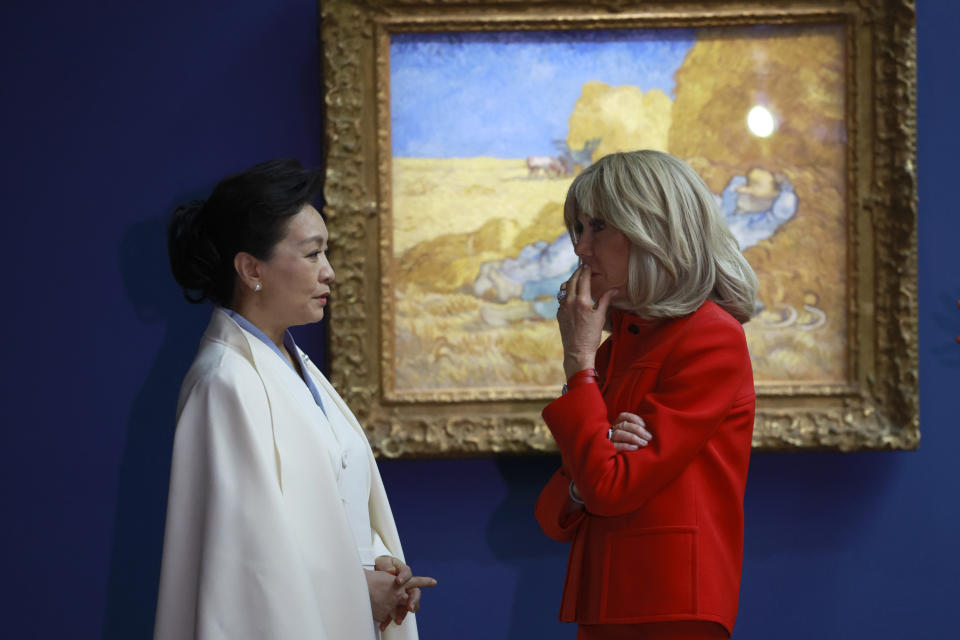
(557, 264, 619, 380)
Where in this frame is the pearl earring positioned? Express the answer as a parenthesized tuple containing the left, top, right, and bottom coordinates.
(254, 283, 262, 292)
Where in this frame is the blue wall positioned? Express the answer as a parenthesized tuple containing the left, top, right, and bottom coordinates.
(0, 1, 955, 638)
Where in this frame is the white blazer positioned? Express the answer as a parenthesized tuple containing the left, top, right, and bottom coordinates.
(155, 309, 418, 640)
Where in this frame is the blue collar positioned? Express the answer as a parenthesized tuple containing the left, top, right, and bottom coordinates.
(219, 307, 326, 414)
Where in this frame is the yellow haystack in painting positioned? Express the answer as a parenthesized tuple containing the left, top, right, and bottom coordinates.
(567, 81, 673, 159)
(667, 25, 847, 383)
(669, 26, 845, 177)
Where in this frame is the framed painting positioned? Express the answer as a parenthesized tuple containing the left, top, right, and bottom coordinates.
(320, 0, 917, 456)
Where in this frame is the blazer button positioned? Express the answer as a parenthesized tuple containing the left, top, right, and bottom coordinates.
(628, 324, 640, 334)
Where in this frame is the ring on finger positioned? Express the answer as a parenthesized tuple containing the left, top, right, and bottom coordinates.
(557, 285, 568, 303)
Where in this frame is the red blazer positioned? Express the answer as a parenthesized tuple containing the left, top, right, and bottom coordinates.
(535, 301, 755, 634)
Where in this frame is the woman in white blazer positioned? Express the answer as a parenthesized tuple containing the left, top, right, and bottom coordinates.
(156, 159, 435, 640)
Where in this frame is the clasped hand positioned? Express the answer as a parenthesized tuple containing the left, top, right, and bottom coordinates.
(608, 411, 653, 452)
(366, 556, 437, 632)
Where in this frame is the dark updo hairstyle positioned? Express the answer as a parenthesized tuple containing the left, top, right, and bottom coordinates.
(168, 158, 323, 306)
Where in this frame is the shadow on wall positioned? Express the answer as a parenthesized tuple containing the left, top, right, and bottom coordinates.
(101, 210, 211, 638)
(487, 455, 578, 640)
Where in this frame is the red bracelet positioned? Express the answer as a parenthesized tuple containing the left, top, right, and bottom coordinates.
(565, 368, 599, 391)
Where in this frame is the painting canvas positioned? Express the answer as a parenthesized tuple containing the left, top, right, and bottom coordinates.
(387, 25, 846, 398)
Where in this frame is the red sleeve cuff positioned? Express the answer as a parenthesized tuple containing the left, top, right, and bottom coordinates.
(543, 383, 610, 453)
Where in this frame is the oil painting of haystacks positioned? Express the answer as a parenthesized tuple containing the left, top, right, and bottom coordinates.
(388, 25, 846, 396)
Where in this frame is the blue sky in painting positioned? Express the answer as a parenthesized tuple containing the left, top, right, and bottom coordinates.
(390, 30, 695, 158)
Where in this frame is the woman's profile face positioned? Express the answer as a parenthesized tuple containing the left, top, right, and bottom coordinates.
(256, 204, 335, 327)
(572, 213, 630, 302)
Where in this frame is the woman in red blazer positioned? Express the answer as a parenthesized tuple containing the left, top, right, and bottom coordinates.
(536, 150, 759, 640)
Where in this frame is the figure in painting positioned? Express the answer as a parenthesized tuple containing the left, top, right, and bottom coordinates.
(716, 168, 798, 251)
(474, 164, 798, 324)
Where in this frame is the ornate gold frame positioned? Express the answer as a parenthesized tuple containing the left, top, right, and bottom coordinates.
(321, 0, 917, 456)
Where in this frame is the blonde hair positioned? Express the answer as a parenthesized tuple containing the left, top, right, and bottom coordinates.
(563, 150, 758, 323)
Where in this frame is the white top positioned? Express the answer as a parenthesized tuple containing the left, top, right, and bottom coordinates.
(313, 375, 392, 568)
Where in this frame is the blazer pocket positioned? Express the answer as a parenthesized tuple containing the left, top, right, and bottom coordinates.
(600, 526, 698, 621)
